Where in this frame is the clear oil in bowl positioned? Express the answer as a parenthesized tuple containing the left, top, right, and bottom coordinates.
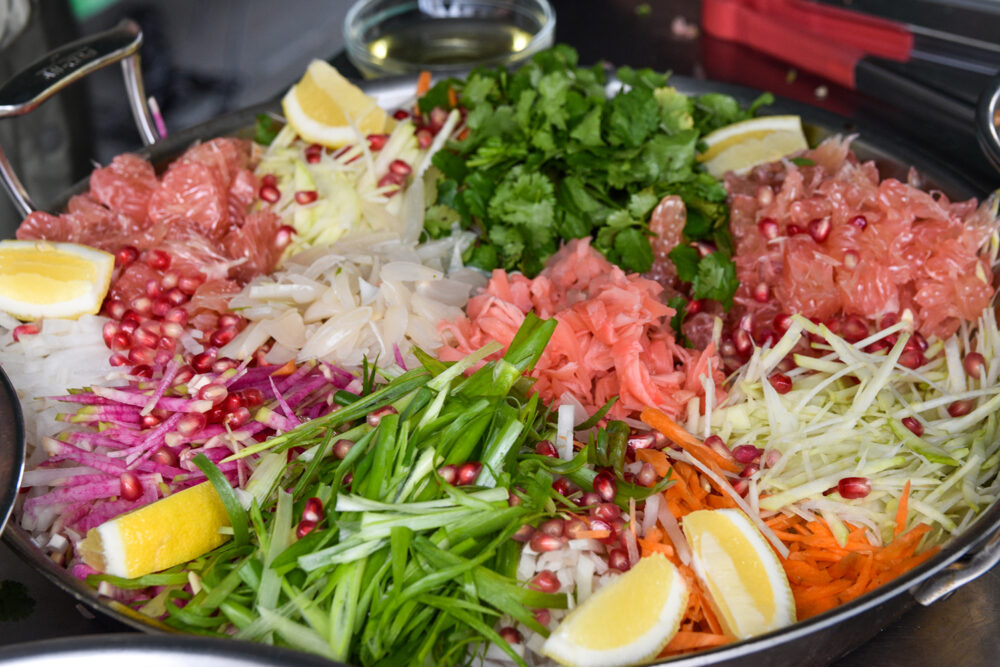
(367, 18, 536, 69)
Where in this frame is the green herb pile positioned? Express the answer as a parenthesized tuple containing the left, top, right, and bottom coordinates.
(99, 315, 663, 666)
(421, 45, 771, 309)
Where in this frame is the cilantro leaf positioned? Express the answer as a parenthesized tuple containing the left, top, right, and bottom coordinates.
(613, 227, 654, 273)
(692, 252, 739, 310)
(667, 296, 689, 344)
(668, 244, 700, 283)
(605, 87, 659, 148)
(254, 114, 281, 146)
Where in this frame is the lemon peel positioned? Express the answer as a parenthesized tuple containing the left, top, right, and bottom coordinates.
(698, 115, 808, 178)
(0, 240, 113, 321)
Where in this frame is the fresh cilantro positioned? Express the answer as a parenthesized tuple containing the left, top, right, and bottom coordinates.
(790, 156, 816, 166)
(253, 114, 281, 146)
(0, 580, 34, 621)
(667, 296, 689, 344)
(422, 44, 763, 310)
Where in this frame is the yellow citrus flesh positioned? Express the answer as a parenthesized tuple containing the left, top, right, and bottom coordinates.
(683, 508, 796, 640)
(541, 553, 688, 667)
(79, 482, 230, 579)
(698, 115, 808, 178)
(281, 59, 391, 148)
(0, 240, 114, 321)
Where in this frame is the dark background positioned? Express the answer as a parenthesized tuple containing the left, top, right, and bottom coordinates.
(2, 0, 1000, 663)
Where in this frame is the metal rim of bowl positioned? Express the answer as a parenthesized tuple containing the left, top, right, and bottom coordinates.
(2, 72, 999, 665)
(976, 73, 1000, 174)
(0, 363, 25, 535)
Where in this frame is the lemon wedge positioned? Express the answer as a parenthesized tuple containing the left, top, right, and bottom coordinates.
(79, 482, 230, 579)
(541, 553, 688, 667)
(698, 115, 808, 178)
(281, 59, 392, 148)
(0, 240, 114, 321)
(683, 509, 796, 640)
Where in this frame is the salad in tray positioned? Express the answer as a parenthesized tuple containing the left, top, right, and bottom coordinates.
(3, 44, 1000, 666)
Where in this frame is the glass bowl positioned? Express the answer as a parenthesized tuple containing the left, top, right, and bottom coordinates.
(344, 0, 555, 78)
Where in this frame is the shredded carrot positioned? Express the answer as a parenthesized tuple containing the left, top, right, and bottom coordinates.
(895, 480, 911, 537)
(575, 529, 610, 540)
(662, 631, 731, 654)
(416, 70, 432, 97)
(636, 448, 671, 477)
(447, 86, 458, 108)
(640, 407, 742, 474)
(270, 360, 297, 376)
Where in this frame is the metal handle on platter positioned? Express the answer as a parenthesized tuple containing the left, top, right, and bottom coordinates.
(913, 526, 1000, 605)
(0, 19, 159, 218)
(976, 72, 1000, 174)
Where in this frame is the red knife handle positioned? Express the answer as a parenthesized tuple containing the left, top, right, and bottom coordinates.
(702, 0, 862, 89)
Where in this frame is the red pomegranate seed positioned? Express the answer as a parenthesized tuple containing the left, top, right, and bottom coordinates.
(773, 313, 792, 333)
(377, 172, 406, 190)
(366, 133, 389, 150)
(219, 394, 240, 413)
(741, 463, 760, 478)
(131, 364, 154, 379)
(902, 416, 923, 436)
(304, 143, 322, 163)
(115, 245, 139, 267)
(588, 518, 615, 542)
(140, 414, 161, 429)
(769, 373, 793, 394)
(627, 433, 656, 450)
(161, 322, 184, 340)
(787, 224, 804, 236)
(732, 479, 750, 496)
(296, 519, 317, 539)
(429, 106, 449, 130)
(275, 225, 296, 249)
(692, 240, 715, 258)
(850, 215, 868, 229)
(163, 309, 188, 329)
(367, 405, 397, 427)
(948, 399, 975, 417)
(899, 349, 925, 370)
(530, 570, 561, 593)
(912, 332, 928, 351)
(106, 299, 127, 320)
(964, 352, 986, 379)
(191, 350, 217, 373)
(529, 532, 566, 553)
(535, 440, 558, 457)
(512, 524, 535, 543)
(164, 288, 187, 307)
(637, 462, 657, 487)
(564, 517, 590, 539)
(108, 353, 128, 367)
(238, 388, 265, 407)
(808, 218, 831, 243)
(456, 461, 482, 485)
(197, 383, 228, 404)
(11, 323, 40, 342)
(149, 298, 170, 318)
(416, 128, 433, 149)
(752, 282, 770, 303)
(575, 491, 601, 508)
(843, 250, 859, 269)
(838, 477, 871, 499)
(302, 497, 324, 523)
(508, 489, 523, 506)
(880, 313, 900, 330)
(590, 502, 621, 523)
(732, 444, 763, 464)
(177, 413, 207, 437)
(841, 315, 869, 343)
(539, 518, 565, 538)
(223, 406, 251, 430)
(173, 365, 195, 385)
(686, 299, 703, 315)
(153, 349, 171, 366)
(392, 109, 410, 120)
(333, 439, 354, 460)
(437, 464, 457, 485)
(389, 159, 412, 176)
(704, 435, 732, 461)
(534, 608, 551, 626)
(102, 321, 119, 347)
(261, 173, 277, 187)
(608, 548, 631, 572)
(210, 358, 237, 374)
(120, 471, 143, 501)
(209, 327, 238, 347)
(131, 296, 152, 316)
(109, 331, 132, 351)
(217, 313, 243, 329)
(757, 218, 779, 240)
(259, 184, 281, 203)
(733, 329, 753, 357)
(178, 274, 205, 295)
(592, 471, 617, 502)
(498, 627, 521, 645)
(146, 249, 172, 271)
(134, 327, 159, 350)
(552, 477, 578, 497)
(151, 447, 178, 467)
(128, 346, 156, 366)
(145, 279, 162, 298)
(295, 190, 318, 205)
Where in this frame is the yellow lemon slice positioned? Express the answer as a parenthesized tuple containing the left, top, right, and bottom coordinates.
(683, 508, 796, 640)
(698, 115, 808, 178)
(79, 482, 230, 579)
(0, 240, 114, 321)
(281, 59, 392, 148)
(541, 553, 689, 667)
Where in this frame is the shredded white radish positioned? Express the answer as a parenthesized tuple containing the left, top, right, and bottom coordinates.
(556, 404, 575, 461)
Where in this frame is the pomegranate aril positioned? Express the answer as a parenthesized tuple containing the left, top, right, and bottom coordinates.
(131, 364, 154, 379)
(165, 288, 187, 307)
(367, 405, 397, 427)
(575, 491, 601, 507)
(592, 471, 617, 501)
(769, 373, 792, 394)
(173, 365, 195, 385)
(787, 224, 804, 236)
(131, 296, 152, 316)
(146, 249, 172, 271)
(512, 524, 535, 543)
(102, 321, 119, 346)
(841, 315, 869, 343)
(552, 476, 578, 497)
(948, 399, 975, 417)
(134, 327, 159, 349)
(416, 128, 433, 149)
(162, 321, 184, 339)
(152, 447, 178, 467)
(128, 346, 156, 365)
(838, 476, 871, 499)
(752, 282, 769, 303)
(210, 327, 238, 347)
(333, 439, 355, 460)
(733, 328, 752, 357)
(177, 412, 207, 437)
(261, 173, 277, 187)
(217, 313, 243, 329)
(732, 444, 763, 464)
(627, 433, 656, 450)
(150, 298, 171, 318)
(590, 502, 621, 523)
(165, 308, 189, 327)
(539, 517, 565, 537)
(498, 627, 521, 645)
(902, 416, 923, 436)
(366, 133, 389, 150)
(964, 352, 986, 379)
(377, 172, 405, 190)
(534, 608, 551, 626)
(222, 393, 243, 413)
(392, 109, 410, 120)
(773, 313, 792, 334)
(108, 353, 128, 367)
(304, 143, 322, 163)
(637, 462, 657, 487)
(120, 472, 143, 501)
(275, 225, 296, 248)
(535, 440, 558, 457)
(295, 190, 318, 205)
(808, 217, 831, 243)
(238, 388, 265, 407)
(115, 245, 139, 267)
(178, 274, 204, 295)
(212, 358, 238, 374)
(141, 414, 161, 428)
(608, 548, 631, 572)
(529, 532, 565, 553)
(850, 214, 868, 229)
(197, 383, 228, 404)
(223, 406, 251, 430)
(456, 461, 482, 485)
(686, 298, 703, 315)
(145, 279, 162, 298)
(106, 299, 127, 320)
(302, 497, 324, 523)
(740, 463, 760, 478)
(296, 519, 317, 539)
(389, 159, 412, 176)
(191, 350, 217, 373)
(530, 570, 561, 593)
(899, 349, 925, 370)
(437, 464, 457, 485)
(705, 435, 733, 461)
(259, 184, 280, 203)
(758, 218, 779, 239)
